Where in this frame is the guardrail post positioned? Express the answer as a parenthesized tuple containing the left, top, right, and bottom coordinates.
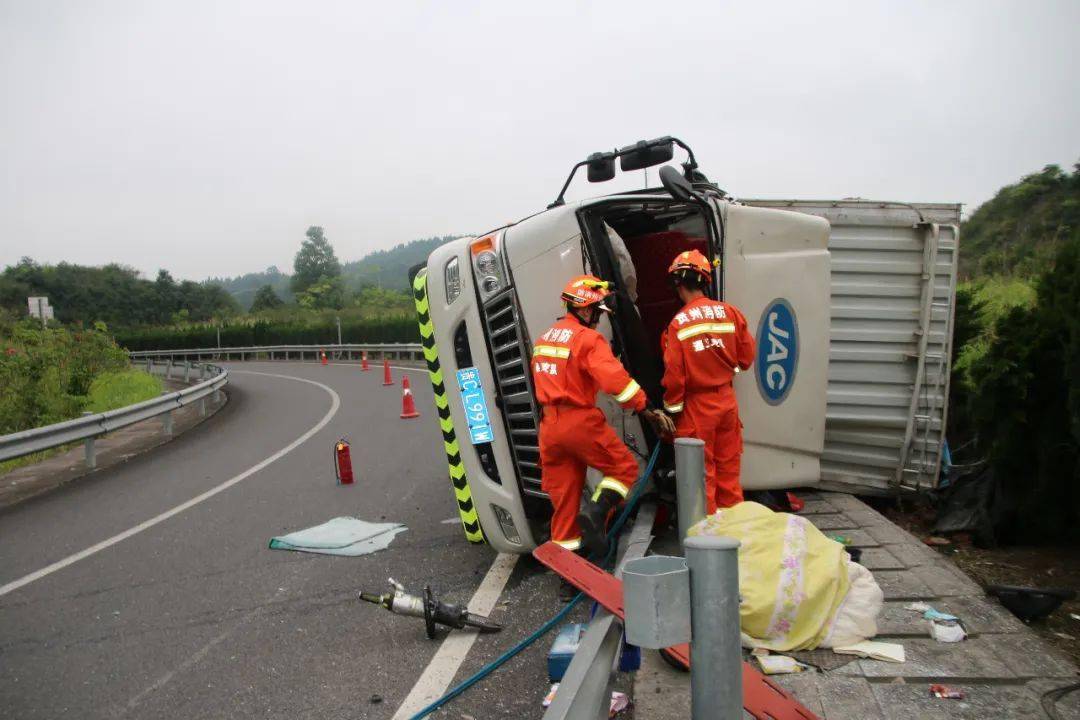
(165, 359, 173, 380)
(199, 397, 207, 417)
(162, 408, 174, 436)
(683, 535, 743, 720)
(675, 438, 707, 540)
(82, 412, 97, 470)
(184, 361, 191, 382)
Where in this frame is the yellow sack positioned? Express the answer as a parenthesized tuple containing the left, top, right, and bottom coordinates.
(688, 501, 850, 651)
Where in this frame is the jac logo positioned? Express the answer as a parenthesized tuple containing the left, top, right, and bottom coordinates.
(755, 299, 798, 405)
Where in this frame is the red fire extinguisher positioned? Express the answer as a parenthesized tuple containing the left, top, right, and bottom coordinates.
(334, 438, 354, 485)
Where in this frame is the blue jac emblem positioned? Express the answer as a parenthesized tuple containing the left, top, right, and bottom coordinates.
(755, 299, 798, 405)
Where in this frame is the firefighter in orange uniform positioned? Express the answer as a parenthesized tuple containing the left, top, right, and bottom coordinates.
(661, 250, 756, 514)
(533, 275, 672, 598)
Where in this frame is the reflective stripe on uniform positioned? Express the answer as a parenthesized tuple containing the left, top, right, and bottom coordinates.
(533, 345, 571, 359)
(614, 379, 641, 403)
(676, 322, 736, 341)
(593, 477, 629, 500)
(554, 537, 582, 551)
(664, 401, 684, 413)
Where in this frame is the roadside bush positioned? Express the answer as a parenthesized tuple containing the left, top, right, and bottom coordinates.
(959, 236, 1080, 542)
(115, 310, 418, 351)
(0, 317, 129, 434)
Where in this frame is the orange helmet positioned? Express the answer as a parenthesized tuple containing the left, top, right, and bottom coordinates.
(561, 274, 614, 312)
(668, 249, 713, 284)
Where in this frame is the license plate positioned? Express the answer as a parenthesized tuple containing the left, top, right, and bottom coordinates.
(456, 367, 495, 444)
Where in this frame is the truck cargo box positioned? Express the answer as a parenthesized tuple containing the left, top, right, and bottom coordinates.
(745, 200, 960, 495)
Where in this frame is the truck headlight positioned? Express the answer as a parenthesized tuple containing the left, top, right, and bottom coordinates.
(470, 234, 507, 300)
(445, 257, 461, 304)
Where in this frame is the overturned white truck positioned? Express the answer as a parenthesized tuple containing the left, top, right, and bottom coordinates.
(411, 137, 959, 554)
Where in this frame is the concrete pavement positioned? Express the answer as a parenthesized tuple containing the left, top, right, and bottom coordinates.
(0, 361, 573, 719)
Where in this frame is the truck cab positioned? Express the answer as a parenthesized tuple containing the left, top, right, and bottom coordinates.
(412, 137, 831, 553)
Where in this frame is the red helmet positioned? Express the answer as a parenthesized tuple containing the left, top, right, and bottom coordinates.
(668, 249, 713, 284)
(561, 274, 614, 312)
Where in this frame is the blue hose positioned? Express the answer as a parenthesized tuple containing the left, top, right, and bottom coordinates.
(408, 445, 662, 720)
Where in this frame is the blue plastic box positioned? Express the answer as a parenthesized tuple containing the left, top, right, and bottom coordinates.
(548, 622, 641, 681)
(548, 623, 587, 681)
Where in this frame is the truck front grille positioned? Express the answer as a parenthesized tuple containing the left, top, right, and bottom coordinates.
(480, 290, 545, 498)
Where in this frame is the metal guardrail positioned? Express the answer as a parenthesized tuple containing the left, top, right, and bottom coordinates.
(543, 501, 657, 720)
(128, 343, 424, 363)
(0, 360, 228, 466)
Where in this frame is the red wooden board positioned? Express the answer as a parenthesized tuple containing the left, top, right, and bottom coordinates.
(534, 541, 820, 720)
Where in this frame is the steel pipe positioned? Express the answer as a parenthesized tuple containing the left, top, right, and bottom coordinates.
(674, 438, 707, 540)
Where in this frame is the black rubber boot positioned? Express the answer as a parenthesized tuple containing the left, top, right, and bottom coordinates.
(577, 490, 621, 560)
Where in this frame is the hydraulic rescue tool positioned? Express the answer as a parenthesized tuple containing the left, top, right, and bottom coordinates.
(359, 578, 502, 638)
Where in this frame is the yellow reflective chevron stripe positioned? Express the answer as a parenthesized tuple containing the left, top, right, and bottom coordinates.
(664, 401, 684, 413)
(532, 345, 570, 359)
(614, 379, 641, 403)
(592, 477, 630, 501)
(554, 537, 582, 551)
(676, 322, 736, 341)
(413, 268, 484, 544)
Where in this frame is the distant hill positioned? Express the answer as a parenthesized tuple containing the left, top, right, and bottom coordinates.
(205, 266, 292, 311)
(209, 235, 462, 309)
(341, 235, 462, 291)
(961, 162, 1079, 279)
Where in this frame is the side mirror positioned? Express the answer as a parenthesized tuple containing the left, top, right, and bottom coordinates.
(587, 152, 616, 182)
(659, 165, 697, 202)
(620, 138, 674, 172)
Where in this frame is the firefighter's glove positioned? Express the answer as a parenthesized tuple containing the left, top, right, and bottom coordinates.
(642, 409, 676, 438)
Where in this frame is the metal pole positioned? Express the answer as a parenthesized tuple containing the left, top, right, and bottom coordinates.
(162, 409, 174, 436)
(82, 412, 96, 470)
(683, 535, 743, 720)
(166, 359, 173, 380)
(199, 398, 207, 417)
(336, 316, 342, 346)
(674, 437, 707, 540)
(184, 361, 191, 382)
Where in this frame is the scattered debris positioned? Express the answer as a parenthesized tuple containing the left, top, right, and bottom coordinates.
(1070, 613, 1080, 622)
(923, 536, 952, 546)
(929, 684, 965, 700)
(268, 517, 406, 556)
(541, 684, 629, 715)
(369, 694, 382, 704)
(833, 640, 906, 663)
(929, 618, 967, 643)
(756, 655, 805, 675)
(609, 691, 630, 716)
(359, 578, 502, 638)
(828, 534, 851, 546)
(905, 602, 931, 613)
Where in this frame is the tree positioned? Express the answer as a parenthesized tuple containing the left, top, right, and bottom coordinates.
(291, 226, 342, 295)
(250, 284, 284, 312)
(295, 276, 346, 310)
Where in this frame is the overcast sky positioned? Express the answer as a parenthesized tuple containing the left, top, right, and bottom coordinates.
(2, 1, 1077, 281)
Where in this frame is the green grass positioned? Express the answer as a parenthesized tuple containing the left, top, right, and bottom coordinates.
(1, 369, 163, 476)
(84, 369, 163, 413)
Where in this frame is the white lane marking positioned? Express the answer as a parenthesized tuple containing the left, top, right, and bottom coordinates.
(392, 553, 519, 719)
(0, 371, 341, 598)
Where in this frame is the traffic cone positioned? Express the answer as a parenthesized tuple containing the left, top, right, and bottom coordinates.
(321, 350, 328, 366)
(400, 377, 420, 419)
(382, 359, 393, 386)
(361, 352, 370, 372)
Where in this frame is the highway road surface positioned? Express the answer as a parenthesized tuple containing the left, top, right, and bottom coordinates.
(0, 361, 585, 719)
